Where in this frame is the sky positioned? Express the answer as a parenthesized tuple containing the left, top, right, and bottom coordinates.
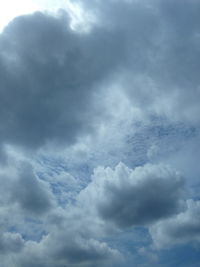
(0, 0, 200, 266)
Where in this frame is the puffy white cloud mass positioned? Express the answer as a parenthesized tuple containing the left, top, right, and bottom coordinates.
(0, 0, 200, 266)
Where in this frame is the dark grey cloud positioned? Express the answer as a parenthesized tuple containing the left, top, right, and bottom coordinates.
(78, 163, 184, 228)
(0, 11, 124, 155)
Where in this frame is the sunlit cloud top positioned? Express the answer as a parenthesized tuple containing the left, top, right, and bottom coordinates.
(0, 0, 93, 32)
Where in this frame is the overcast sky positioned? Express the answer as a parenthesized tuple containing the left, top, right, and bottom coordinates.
(0, 0, 200, 266)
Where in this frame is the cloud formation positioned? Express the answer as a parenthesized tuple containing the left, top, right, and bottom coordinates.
(80, 0, 200, 123)
(0, 162, 53, 216)
(150, 199, 200, 248)
(0, 232, 24, 254)
(0, 10, 123, 154)
(79, 163, 184, 228)
(0, 0, 200, 266)
(15, 232, 120, 267)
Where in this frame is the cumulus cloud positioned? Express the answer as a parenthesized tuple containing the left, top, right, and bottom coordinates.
(13, 230, 121, 267)
(41, 232, 121, 267)
(0, 159, 121, 267)
(78, 163, 184, 228)
(150, 199, 200, 248)
(0, 10, 123, 155)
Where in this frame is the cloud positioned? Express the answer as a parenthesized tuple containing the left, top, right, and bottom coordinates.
(150, 199, 200, 248)
(0, 155, 121, 267)
(0, 0, 200, 266)
(1, 0, 200, 159)
(0, 161, 53, 216)
(0, 232, 24, 254)
(42, 232, 121, 266)
(12, 163, 54, 215)
(79, 0, 200, 123)
(0, 10, 123, 155)
(78, 163, 184, 228)
(14, 230, 121, 267)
